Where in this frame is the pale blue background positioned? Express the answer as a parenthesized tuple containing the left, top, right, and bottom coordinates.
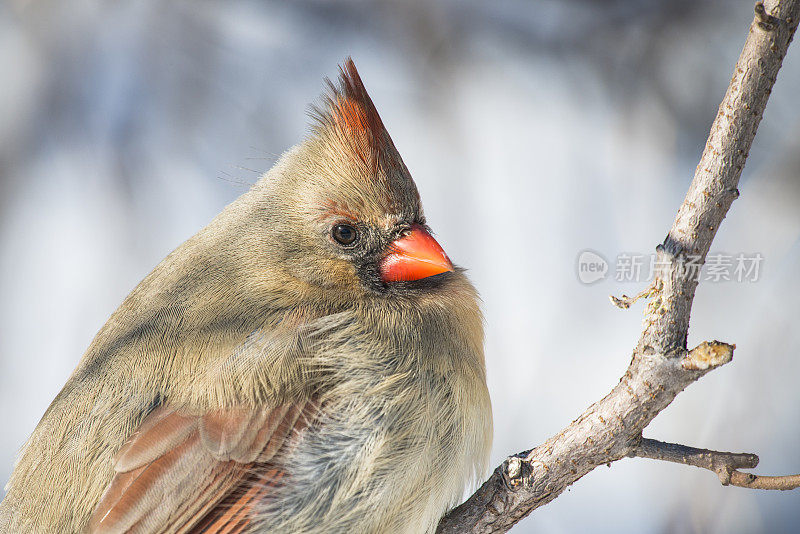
(2, 1, 799, 532)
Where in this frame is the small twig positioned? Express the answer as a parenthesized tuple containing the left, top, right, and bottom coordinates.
(631, 438, 757, 482)
(631, 438, 800, 490)
(610, 280, 660, 310)
(728, 471, 800, 490)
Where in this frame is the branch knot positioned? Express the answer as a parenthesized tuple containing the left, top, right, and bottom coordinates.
(681, 341, 735, 371)
(502, 454, 535, 491)
(755, 2, 781, 31)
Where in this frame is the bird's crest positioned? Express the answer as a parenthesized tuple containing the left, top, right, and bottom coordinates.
(312, 58, 399, 175)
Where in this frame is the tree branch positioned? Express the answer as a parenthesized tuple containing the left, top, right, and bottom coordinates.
(437, 2, 800, 532)
(631, 438, 759, 478)
(630, 438, 800, 490)
(729, 471, 800, 490)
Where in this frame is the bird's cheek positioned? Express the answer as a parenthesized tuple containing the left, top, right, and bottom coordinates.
(379, 225, 453, 283)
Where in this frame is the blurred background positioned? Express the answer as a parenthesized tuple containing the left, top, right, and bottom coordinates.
(1, 0, 799, 532)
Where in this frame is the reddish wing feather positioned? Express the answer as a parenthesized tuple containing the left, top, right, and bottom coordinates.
(87, 402, 316, 534)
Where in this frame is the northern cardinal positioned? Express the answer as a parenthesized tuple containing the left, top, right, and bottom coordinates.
(0, 59, 492, 534)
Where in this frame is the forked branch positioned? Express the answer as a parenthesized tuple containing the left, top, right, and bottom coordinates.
(630, 438, 800, 491)
(437, 2, 800, 532)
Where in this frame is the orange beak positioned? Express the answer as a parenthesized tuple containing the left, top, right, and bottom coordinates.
(380, 225, 454, 283)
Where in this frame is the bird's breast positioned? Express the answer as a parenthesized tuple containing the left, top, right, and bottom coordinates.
(258, 283, 492, 533)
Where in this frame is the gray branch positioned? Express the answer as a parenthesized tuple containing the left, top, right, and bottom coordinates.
(437, 2, 800, 532)
(631, 438, 759, 477)
(630, 438, 800, 490)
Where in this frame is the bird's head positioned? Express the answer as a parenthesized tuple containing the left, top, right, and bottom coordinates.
(244, 59, 455, 303)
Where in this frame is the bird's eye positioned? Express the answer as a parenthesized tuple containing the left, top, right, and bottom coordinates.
(332, 224, 358, 246)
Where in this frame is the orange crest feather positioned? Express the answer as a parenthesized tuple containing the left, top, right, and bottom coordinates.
(312, 58, 396, 171)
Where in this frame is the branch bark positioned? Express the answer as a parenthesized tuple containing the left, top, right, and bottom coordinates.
(630, 438, 800, 490)
(437, 2, 800, 532)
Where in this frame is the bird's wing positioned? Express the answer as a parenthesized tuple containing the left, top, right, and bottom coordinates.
(87, 401, 317, 534)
